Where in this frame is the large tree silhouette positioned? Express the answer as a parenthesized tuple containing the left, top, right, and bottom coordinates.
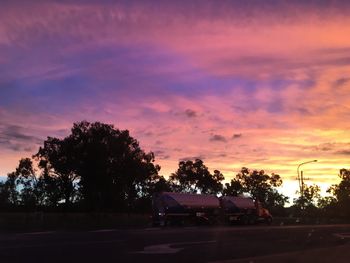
(169, 159, 224, 194)
(325, 168, 350, 217)
(35, 137, 78, 207)
(224, 167, 288, 209)
(36, 121, 161, 211)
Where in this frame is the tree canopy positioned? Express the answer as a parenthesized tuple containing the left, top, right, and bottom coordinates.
(293, 184, 321, 208)
(325, 169, 350, 217)
(169, 159, 224, 194)
(223, 167, 288, 210)
(34, 121, 162, 211)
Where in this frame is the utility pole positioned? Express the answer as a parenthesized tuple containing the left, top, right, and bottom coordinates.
(297, 160, 317, 208)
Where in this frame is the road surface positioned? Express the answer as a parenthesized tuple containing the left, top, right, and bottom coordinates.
(1, 224, 350, 262)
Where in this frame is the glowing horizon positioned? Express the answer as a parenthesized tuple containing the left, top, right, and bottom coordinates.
(1, 1, 350, 200)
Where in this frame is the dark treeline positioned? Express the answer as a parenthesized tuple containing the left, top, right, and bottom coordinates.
(0, 121, 348, 219)
(290, 169, 350, 219)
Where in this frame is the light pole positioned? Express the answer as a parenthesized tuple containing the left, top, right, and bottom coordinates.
(297, 160, 317, 205)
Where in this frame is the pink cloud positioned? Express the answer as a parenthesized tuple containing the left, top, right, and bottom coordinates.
(2, 1, 350, 201)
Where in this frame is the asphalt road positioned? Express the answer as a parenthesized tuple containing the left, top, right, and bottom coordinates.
(1, 224, 350, 263)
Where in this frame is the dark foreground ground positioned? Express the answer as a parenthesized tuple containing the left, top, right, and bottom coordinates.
(1, 224, 350, 263)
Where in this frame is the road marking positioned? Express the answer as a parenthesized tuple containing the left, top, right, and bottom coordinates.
(134, 240, 216, 254)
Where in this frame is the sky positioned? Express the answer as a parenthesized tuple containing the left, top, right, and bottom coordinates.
(1, 0, 350, 200)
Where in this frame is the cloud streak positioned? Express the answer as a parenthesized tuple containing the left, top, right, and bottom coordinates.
(0, 125, 42, 152)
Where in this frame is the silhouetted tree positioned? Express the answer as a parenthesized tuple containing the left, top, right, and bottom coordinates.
(16, 158, 36, 207)
(36, 121, 160, 211)
(223, 179, 244, 196)
(169, 159, 224, 194)
(228, 167, 288, 209)
(0, 182, 11, 208)
(293, 184, 321, 209)
(2, 172, 19, 206)
(133, 175, 171, 212)
(326, 168, 350, 218)
(292, 184, 322, 218)
(317, 195, 337, 219)
(1, 158, 43, 209)
(37, 166, 63, 207)
(35, 137, 79, 207)
(152, 176, 172, 193)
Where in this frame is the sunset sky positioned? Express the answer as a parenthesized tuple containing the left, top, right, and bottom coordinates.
(1, 0, 350, 200)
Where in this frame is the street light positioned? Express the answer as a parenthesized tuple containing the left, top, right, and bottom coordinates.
(297, 160, 318, 202)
